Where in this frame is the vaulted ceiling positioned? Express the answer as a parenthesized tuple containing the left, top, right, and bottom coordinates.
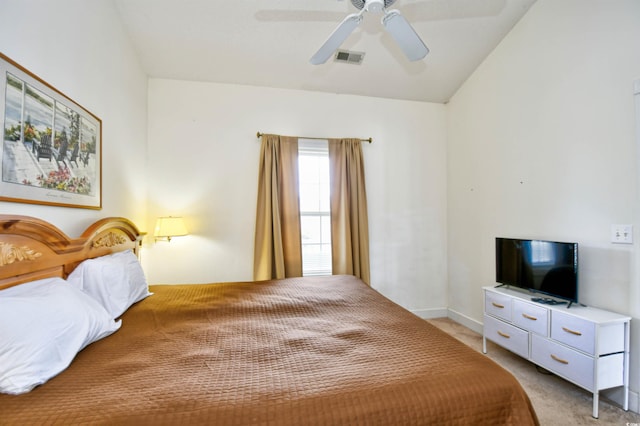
(114, 0, 537, 103)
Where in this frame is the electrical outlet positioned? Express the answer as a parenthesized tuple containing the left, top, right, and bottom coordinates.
(611, 224, 633, 244)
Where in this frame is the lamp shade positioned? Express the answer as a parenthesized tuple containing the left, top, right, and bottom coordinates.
(154, 217, 188, 241)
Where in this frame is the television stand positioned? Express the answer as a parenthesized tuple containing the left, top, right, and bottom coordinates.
(483, 286, 630, 418)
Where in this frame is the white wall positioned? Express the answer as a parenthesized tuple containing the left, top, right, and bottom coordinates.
(0, 0, 148, 236)
(447, 0, 640, 409)
(145, 79, 448, 314)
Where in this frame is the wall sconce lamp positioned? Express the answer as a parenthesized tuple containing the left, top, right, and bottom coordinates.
(154, 216, 188, 242)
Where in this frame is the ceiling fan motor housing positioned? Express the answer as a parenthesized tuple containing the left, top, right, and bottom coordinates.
(351, 0, 397, 12)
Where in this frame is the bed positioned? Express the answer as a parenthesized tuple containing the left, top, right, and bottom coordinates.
(0, 215, 539, 425)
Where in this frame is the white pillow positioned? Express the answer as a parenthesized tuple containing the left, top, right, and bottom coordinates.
(67, 250, 151, 319)
(0, 278, 121, 395)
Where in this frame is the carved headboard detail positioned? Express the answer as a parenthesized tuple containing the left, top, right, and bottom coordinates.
(93, 233, 128, 249)
(0, 242, 43, 266)
(0, 215, 144, 290)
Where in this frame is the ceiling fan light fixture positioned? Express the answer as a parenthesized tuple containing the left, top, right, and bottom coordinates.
(382, 9, 429, 61)
(310, 0, 427, 66)
(364, 0, 385, 13)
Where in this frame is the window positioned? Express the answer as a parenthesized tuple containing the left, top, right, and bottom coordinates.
(530, 240, 554, 264)
(298, 139, 331, 276)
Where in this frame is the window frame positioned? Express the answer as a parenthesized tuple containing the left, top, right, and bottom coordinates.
(298, 139, 332, 276)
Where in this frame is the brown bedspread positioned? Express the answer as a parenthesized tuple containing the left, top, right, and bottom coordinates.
(0, 275, 538, 425)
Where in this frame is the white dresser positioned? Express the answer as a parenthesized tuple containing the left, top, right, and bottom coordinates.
(483, 286, 630, 418)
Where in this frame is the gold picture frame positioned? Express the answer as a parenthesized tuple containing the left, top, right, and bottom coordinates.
(0, 52, 101, 209)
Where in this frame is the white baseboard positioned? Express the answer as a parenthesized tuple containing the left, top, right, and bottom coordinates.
(410, 307, 482, 333)
(411, 307, 448, 319)
(630, 390, 639, 414)
(446, 308, 483, 334)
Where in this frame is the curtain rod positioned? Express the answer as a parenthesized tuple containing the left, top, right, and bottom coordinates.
(256, 132, 372, 144)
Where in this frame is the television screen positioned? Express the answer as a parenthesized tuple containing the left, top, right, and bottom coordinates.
(496, 237, 578, 303)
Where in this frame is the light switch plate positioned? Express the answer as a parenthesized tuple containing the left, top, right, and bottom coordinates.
(611, 224, 633, 244)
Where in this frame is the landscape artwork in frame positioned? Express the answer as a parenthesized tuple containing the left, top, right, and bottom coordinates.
(0, 53, 101, 209)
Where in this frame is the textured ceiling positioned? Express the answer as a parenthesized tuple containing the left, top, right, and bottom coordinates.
(114, 0, 537, 103)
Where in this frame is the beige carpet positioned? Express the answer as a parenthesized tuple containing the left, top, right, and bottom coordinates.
(427, 317, 640, 425)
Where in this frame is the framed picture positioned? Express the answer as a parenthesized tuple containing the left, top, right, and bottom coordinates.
(0, 53, 101, 209)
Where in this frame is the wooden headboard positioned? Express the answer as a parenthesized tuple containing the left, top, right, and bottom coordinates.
(0, 215, 144, 290)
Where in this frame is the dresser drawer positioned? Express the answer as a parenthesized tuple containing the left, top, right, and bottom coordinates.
(531, 334, 594, 390)
(484, 314, 528, 358)
(513, 299, 548, 336)
(485, 291, 512, 321)
(551, 311, 595, 355)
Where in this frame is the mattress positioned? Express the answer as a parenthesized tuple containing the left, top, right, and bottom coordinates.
(0, 275, 538, 425)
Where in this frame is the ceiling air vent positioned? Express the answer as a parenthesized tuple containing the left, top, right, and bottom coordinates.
(334, 50, 365, 65)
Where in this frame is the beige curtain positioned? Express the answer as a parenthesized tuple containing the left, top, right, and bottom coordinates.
(253, 134, 302, 280)
(329, 138, 371, 285)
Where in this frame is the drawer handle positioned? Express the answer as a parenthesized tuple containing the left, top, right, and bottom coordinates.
(550, 354, 569, 365)
(562, 327, 582, 336)
(522, 313, 537, 321)
(492, 302, 505, 309)
(497, 331, 510, 339)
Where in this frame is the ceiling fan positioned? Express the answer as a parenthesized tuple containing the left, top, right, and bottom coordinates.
(310, 0, 429, 65)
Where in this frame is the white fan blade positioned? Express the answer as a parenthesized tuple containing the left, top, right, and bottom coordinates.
(382, 9, 429, 61)
(310, 13, 362, 65)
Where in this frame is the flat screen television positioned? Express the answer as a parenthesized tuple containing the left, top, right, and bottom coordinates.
(495, 237, 578, 306)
